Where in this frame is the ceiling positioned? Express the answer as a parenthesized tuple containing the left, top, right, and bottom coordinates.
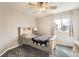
(0, 2, 79, 18)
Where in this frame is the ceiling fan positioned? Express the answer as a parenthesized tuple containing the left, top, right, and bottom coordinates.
(26, 2, 57, 11)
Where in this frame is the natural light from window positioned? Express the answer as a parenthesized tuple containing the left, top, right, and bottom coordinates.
(54, 17, 70, 33)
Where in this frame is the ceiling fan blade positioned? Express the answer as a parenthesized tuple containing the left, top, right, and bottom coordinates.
(25, 2, 57, 11)
(49, 6, 57, 9)
(28, 2, 40, 6)
(28, 2, 37, 5)
(25, 3, 38, 8)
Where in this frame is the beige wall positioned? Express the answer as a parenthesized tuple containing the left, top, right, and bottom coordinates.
(0, 7, 7, 54)
(72, 9, 79, 41)
(37, 15, 54, 35)
(0, 6, 37, 54)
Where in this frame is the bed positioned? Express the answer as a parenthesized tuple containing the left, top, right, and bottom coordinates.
(18, 27, 56, 56)
(32, 35, 52, 46)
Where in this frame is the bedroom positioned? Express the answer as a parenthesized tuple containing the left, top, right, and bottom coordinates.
(0, 2, 79, 57)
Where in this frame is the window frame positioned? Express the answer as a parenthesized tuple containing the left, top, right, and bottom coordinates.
(54, 16, 70, 33)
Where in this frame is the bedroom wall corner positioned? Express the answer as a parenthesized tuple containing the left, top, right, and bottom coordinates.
(36, 15, 54, 35)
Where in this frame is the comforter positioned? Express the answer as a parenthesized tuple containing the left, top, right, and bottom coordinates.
(32, 35, 52, 46)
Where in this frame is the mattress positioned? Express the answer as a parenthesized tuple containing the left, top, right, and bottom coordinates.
(32, 35, 52, 46)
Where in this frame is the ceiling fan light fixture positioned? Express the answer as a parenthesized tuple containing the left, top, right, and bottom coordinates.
(39, 7, 46, 11)
(27, 2, 57, 12)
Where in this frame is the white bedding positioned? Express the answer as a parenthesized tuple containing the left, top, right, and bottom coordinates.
(33, 35, 52, 41)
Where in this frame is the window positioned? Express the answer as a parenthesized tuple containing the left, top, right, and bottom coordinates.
(54, 17, 70, 33)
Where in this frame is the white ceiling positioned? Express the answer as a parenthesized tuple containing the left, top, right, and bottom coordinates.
(0, 2, 79, 17)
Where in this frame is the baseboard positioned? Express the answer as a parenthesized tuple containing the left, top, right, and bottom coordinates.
(57, 43, 73, 48)
(0, 44, 19, 56)
(56, 41, 73, 48)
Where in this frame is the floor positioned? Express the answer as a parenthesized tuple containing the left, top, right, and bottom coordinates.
(1, 44, 74, 57)
(55, 45, 74, 57)
(2, 44, 49, 57)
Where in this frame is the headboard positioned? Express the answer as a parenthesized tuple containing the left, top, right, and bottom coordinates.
(18, 27, 33, 37)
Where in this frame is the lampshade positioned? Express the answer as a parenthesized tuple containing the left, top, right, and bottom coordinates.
(34, 27, 38, 31)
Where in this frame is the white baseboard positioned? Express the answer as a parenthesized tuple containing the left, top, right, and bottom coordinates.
(56, 41, 73, 47)
(0, 45, 19, 56)
(56, 43, 73, 48)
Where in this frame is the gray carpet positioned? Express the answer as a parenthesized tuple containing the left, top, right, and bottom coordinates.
(54, 45, 73, 57)
(2, 44, 49, 57)
(1, 44, 73, 57)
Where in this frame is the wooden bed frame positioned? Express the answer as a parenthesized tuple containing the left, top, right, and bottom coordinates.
(18, 27, 56, 56)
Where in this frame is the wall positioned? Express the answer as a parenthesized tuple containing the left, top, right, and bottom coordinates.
(0, 6, 7, 54)
(72, 9, 79, 41)
(0, 6, 37, 54)
(37, 15, 53, 35)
